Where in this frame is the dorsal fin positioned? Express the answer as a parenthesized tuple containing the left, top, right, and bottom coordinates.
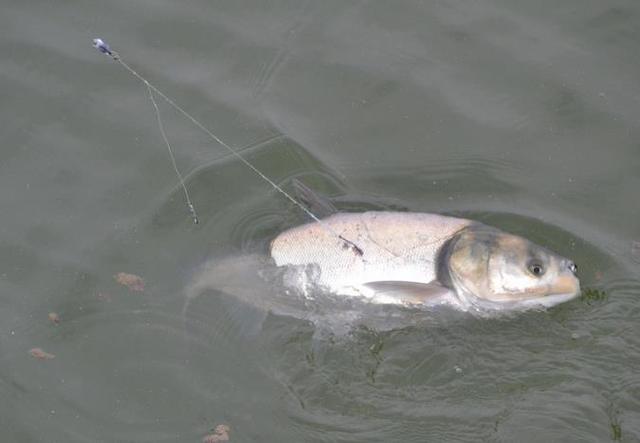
(292, 179, 338, 219)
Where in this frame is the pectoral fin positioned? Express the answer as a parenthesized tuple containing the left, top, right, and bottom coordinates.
(363, 281, 451, 304)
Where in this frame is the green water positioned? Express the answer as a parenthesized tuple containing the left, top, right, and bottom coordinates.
(1, 1, 639, 441)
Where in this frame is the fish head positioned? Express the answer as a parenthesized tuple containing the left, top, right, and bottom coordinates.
(445, 225, 580, 309)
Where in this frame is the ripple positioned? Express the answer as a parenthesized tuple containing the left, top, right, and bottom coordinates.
(190, 186, 640, 442)
(80, 95, 640, 442)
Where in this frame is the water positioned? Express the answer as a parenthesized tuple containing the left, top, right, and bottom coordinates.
(1, 0, 639, 441)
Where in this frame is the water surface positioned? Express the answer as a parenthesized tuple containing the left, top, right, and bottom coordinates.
(1, 0, 639, 441)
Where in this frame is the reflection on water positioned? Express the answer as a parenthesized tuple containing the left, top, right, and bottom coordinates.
(2, 0, 640, 441)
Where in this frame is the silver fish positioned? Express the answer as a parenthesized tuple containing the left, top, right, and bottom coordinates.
(270, 211, 580, 311)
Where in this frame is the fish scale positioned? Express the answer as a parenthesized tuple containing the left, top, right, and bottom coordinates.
(271, 211, 472, 296)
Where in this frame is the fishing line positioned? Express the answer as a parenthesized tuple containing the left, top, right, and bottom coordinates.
(92, 38, 363, 255)
(145, 82, 199, 224)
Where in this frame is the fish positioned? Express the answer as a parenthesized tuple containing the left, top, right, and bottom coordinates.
(270, 185, 580, 312)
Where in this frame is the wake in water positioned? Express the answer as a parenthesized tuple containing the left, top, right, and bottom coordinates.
(183, 254, 472, 337)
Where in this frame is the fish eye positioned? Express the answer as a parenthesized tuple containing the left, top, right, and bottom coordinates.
(528, 261, 545, 277)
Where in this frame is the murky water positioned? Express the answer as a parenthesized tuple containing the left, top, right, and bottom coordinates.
(2, 1, 639, 441)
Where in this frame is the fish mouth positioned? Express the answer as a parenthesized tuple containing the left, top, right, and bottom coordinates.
(547, 275, 581, 299)
(465, 274, 581, 309)
(468, 289, 580, 311)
